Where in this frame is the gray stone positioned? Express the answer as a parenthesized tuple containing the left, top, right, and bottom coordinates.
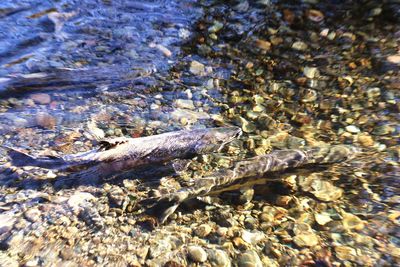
(208, 249, 231, 267)
(238, 250, 263, 267)
(0, 213, 16, 235)
(292, 41, 308, 51)
(303, 67, 319, 79)
(24, 208, 41, 223)
(188, 245, 207, 262)
(194, 224, 212, 238)
(189, 61, 205, 75)
(174, 99, 195, 110)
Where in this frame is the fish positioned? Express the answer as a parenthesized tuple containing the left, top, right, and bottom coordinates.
(2, 127, 242, 180)
(143, 145, 361, 223)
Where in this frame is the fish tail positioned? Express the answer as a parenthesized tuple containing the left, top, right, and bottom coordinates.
(1, 145, 65, 169)
(142, 191, 189, 224)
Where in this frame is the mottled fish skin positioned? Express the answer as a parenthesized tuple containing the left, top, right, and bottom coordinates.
(4, 127, 242, 178)
(144, 145, 361, 223)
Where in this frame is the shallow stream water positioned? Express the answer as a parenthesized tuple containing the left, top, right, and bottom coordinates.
(0, 0, 399, 266)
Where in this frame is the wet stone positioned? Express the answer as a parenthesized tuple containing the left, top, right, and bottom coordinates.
(188, 245, 207, 263)
(208, 249, 230, 267)
(24, 208, 41, 223)
(335, 246, 357, 261)
(174, 99, 195, 110)
(30, 93, 51, 105)
(292, 41, 308, 51)
(238, 250, 263, 267)
(293, 232, 319, 247)
(310, 179, 343, 202)
(342, 212, 364, 231)
(345, 125, 360, 134)
(36, 112, 56, 129)
(0, 213, 16, 235)
(315, 212, 332, 226)
(303, 67, 319, 79)
(190, 61, 205, 76)
(194, 224, 212, 238)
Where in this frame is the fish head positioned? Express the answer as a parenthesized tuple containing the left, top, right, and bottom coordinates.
(193, 126, 242, 154)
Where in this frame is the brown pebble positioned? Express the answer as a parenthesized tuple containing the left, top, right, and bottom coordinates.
(36, 112, 56, 129)
(232, 237, 249, 249)
(30, 93, 51, 105)
(255, 39, 271, 51)
(358, 134, 374, 147)
(60, 247, 74, 260)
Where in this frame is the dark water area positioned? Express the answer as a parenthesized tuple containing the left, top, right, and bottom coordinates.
(0, 0, 399, 266)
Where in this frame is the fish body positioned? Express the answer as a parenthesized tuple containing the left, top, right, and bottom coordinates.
(4, 127, 242, 179)
(144, 145, 361, 223)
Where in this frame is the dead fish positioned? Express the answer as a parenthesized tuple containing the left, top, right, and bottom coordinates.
(2, 127, 242, 179)
(144, 145, 361, 223)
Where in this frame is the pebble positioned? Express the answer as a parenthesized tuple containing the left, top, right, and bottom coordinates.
(367, 87, 381, 99)
(36, 112, 56, 129)
(342, 212, 364, 231)
(238, 250, 263, 267)
(24, 208, 41, 223)
(174, 99, 195, 110)
(372, 125, 394, 136)
(194, 224, 212, 237)
(208, 21, 223, 33)
(303, 67, 319, 79)
(255, 39, 271, 51)
(208, 249, 231, 267)
(292, 41, 308, 51)
(335, 246, 357, 261)
(190, 61, 205, 75)
(310, 179, 343, 201)
(241, 230, 265, 245)
(67, 192, 96, 214)
(149, 239, 172, 258)
(387, 55, 400, 64)
(357, 134, 374, 147)
(345, 125, 360, 134)
(188, 245, 207, 262)
(0, 212, 16, 235)
(315, 212, 332, 225)
(241, 118, 256, 133)
(154, 44, 172, 57)
(293, 232, 319, 247)
(30, 93, 51, 105)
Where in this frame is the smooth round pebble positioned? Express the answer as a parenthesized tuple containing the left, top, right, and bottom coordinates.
(238, 250, 263, 267)
(188, 245, 208, 262)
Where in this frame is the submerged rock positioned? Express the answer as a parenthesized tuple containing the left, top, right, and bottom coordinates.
(189, 61, 205, 75)
(208, 249, 231, 267)
(310, 179, 343, 202)
(188, 245, 207, 262)
(238, 250, 263, 267)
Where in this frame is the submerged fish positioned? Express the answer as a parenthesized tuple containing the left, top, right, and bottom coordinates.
(3, 127, 242, 180)
(144, 145, 361, 223)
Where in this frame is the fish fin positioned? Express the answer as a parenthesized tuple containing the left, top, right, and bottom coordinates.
(1, 145, 38, 167)
(98, 137, 130, 151)
(141, 196, 182, 224)
(171, 159, 191, 174)
(1, 145, 65, 168)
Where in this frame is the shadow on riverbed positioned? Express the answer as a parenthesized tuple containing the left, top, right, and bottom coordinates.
(0, 162, 179, 190)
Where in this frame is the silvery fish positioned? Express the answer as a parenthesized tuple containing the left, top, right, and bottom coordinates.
(144, 145, 361, 223)
(3, 127, 242, 180)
